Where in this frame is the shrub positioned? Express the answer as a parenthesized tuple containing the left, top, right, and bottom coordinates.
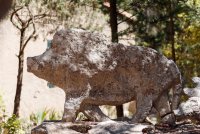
(30, 108, 62, 126)
(1, 115, 24, 134)
(0, 93, 25, 134)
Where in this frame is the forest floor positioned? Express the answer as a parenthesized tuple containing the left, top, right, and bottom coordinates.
(143, 121, 200, 134)
(32, 120, 200, 134)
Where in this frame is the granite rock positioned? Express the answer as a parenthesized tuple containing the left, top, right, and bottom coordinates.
(183, 77, 200, 97)
(31, 121, 153, 134)
(175, 77, 200, 120)
(27, 29, 182, 123)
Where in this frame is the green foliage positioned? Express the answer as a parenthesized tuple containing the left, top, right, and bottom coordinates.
(0, 94, 5, 113)
(15, 0, 31, 6)
(14, 0, 105, 33)
(0, 94, 24, 134)
(161, 0, 200, 84)
(0, 97, 61, 133)
(76, 112, 88, 121)
(0, 94, 5, 133)
(0, 115, 24, 134)
(114, 0, 199, 84)
(40, 0, 73, 20)
(29, 109, 61, 126)
(129, 0, 191, 48)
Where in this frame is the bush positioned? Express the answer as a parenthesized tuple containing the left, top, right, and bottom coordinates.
(0, 93, 62, 133)
(0, 94, 25, 134)
(0, 115, 24, 134)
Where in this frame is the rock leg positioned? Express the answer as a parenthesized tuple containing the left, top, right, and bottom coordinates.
(131, 94, 153, 123)
(154, 91, 171, 116)
(62, 97, 81, 122)
(172, 84, 182, 110)
(62, 91, 89, 122)
(82, 104, 110, 122)
(154, 90, 175, 124)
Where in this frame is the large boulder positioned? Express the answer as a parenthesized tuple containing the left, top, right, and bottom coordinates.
(88, 121, 152, 134)
(31, 121, 152, 134)
(27, 29, 182, 123)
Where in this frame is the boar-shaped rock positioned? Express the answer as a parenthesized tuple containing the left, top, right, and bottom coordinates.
(27, 29, 182, 123)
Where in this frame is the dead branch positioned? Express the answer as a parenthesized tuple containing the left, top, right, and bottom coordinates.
(21, 6, 36, 52)
(10, 6, 23, 30)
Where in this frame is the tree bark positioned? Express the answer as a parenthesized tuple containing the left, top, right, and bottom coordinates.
(0, 0, 13, 20)
(109, 0, 123, 117)
(169, 0, 176, 63)
(13, 30, 25, 117)
(110, 0, 118, 43)
(11, 6, 41, 117)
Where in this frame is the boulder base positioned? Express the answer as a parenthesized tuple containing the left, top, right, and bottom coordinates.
(31, 121, 152, 134)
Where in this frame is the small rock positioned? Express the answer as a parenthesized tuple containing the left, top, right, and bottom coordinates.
(31, 122, 88, 134)
(175, 77, 200, 121)
(174, 97, 200, 117)
(183, 77, 200, 97)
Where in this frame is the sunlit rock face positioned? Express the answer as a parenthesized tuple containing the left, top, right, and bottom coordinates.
(183, 77, 200, 97)
(175, 77, 200, 120)
(27, 29, 182, 123)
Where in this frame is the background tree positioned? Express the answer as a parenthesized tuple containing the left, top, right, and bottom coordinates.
(11, 0, 71, 116)
(167, 0, 200, 84)
(0, 0, 13, 20)
(109, 0, 124, 118)
(11, 4, 47, 117)
(107, 0, 199, 85)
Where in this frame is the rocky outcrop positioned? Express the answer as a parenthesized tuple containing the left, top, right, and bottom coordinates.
(174, 77, 200, 121)
(183, 77, 200, 97)
(175, 97, 200, 117)
(27, 29, 182, 123)
(31, 121, 152, 134)
(88, 121, 152, 134)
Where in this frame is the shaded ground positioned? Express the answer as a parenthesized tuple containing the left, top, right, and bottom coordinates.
(143, 121, 200, 134)
(31, 120, 200, 134)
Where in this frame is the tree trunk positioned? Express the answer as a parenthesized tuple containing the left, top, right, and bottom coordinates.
(109, 0, 123, 117)
(110, 0, 118, 43)
(13, 30, 25, 117)
(169, 0, 176, 63)
(0, 0, 13, 20)
(13, 54, 24, 117)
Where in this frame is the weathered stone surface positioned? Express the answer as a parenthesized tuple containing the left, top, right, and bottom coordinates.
(88, 121, 152, 134)
(31, 121, 152, 134)
(175, 77, 200, 120)
(27, 29, 182, 123)
(183, 77, 200, 97)
(175, 97, 200, 116)
(31, 122, 87, 134)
